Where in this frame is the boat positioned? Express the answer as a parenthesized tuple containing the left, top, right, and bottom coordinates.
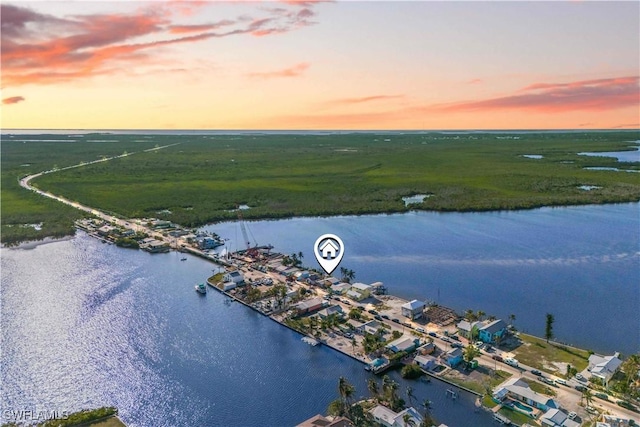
(195, 283, 207, 294)
(180, 257, 187, 261)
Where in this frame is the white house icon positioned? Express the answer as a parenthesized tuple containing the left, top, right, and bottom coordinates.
(319, 239, 339, 259)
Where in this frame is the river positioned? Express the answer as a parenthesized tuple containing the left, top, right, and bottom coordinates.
(2, 203, 638, 426)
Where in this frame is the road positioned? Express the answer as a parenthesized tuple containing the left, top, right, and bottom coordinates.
(19, 143, 181, 238)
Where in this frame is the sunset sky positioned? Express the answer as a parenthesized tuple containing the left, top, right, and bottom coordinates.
(2, 0, 639, 130)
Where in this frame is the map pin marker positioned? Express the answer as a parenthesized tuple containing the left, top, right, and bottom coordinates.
(314, 234, 345, 276)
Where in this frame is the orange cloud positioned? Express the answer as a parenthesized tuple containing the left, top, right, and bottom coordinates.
(248, 62, 310, 79)
(330, 94, 405, 105)
(431, 76, 640, 113)
(1, 3, 322, 87)
(2, 96, 25, 105)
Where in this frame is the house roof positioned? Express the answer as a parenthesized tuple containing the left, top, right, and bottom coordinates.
(331, 283, 351, 292)
(589, 353, 622, 378)
(346, 290, 362, 299)
(296, 414, 353, 427)
(503, 381, 558, 408)
(351, 282, 371, 291)
(227, 271, 242, 277)
(414, 354, 437, 365)
(369, 281, 384, 288)
(386, 336, 418, 352)
(296, 298, 323, 310)
(446, 347, 463, 358)
(479, 319, 507, 334)
(456, 320, 479, 332)
(395, 408, 423, 427)
(369, 405, 397, 425)
(402, 299, 425, 310)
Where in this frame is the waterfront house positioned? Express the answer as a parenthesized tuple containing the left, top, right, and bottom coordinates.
(318, 305, 343, 319)
(401, 300, 425, 320)
(224, 271, 244, 285)
(296, 414, 353, 427)
(414, 354, 438, 371)
(540, 408, 580, 427)
(323, 277, 341, 288)
(456, 320, 480, 339)
(331, 283, 352, 295)
(145, 240, 170, 253)
(222, 282, 237, 291)
(386, 336, 420, 354)
(443, 347, 463, 367)
(369, 405, 423, 427)
(348, 319, 365, 333)
(417, 342, 436, 355)
(294, 271, 310, 280)
(346, 289, 364, 301)
(478, 319, 507, 344)
(587, 352, 622, 387)
(196, 236, 221, 250)
(295, 298, 324, 315)
(493, 377, 559, 412)
(350, 283, 372, 299)
(362, 320, 384, 335)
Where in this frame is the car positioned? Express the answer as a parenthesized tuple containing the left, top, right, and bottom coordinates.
(485, 345, 493, 352)
(344, 333, 353, 339)
(343, 300, 351, 306)
(585, 406, 598, 415)
(540, 377, 555, 386)
(555, 378, 567, 386)
(475, 341, 484, 348)
(415, 327, 425, 333)
(403, 322, 413, 328)
(594, 392, 608, 400)
(492, 355, 503, 362)
(374, 315, 382, 321)
(616, 400, 637, 411)
(531, 369, 542, 376)
(381, 314, 390, 320)
(575, 385, 587, 392)
(450, 335, 460, 341)
(391, 318, 400, 323)
(451, 342, 463, 348)
(428, 332, 438, 337)
(441, 337, 452, 343)
(567, 412, 577, 420)
(367, 309, 378, 315)
(575, 373, 585, 381)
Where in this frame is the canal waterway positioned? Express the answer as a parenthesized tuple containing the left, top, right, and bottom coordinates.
(2, 203, 638, 427)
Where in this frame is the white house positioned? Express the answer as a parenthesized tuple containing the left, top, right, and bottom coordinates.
(540, 409, 580, 427)
(493, 377, 559, 412)
(414, 354, 438, 371)
(588, 352, 623, 386)
(224, 270, 244, 285)
(222, 282, 237, 291)
(401, 300, 425, 320)
(369, 405, 423, 427)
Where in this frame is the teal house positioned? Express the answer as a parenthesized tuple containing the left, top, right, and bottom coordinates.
(478, 319, 507, 344)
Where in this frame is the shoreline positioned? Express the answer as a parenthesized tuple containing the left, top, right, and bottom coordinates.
(5, 200, 638, 248)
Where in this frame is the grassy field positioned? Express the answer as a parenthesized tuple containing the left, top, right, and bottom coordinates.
(2, 131, 639, 244)
(513, 333, 591, 374)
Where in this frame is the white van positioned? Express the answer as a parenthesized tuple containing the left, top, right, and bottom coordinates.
(504, 358, 519, 368)
(555, 378, 568, 386)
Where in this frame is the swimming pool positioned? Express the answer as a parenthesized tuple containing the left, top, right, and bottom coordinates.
(511, 401, 533, 413)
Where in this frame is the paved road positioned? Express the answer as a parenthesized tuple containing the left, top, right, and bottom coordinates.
(19, 143, 181, 238)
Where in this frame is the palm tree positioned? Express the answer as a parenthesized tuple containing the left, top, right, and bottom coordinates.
(403, 413, 417, 427)
(367, 378, 379, 401)
(508, 313, 516, 327)
(464, 309, 476, 321)
(420, 399, 433, 427)
(406, 386, 415, 407)
(338, 376, 355, 416)
(476, 310, 486, 321)
(487, 315, 497, 322)
(583, 388, 593, 409)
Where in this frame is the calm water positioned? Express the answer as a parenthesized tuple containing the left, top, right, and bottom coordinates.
(207, 203, 640, 355)
(2, 234, 492, 427)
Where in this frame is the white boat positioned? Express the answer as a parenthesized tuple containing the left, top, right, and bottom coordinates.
(195, 283, 207, 294)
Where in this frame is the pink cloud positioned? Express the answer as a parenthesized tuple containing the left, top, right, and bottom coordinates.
(2, 96, 25, 105)
(432, 76, 639, 113)
(248, 62, 310, 79)
(1, 3, 322, 87)
(330, 94, 405, 105)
